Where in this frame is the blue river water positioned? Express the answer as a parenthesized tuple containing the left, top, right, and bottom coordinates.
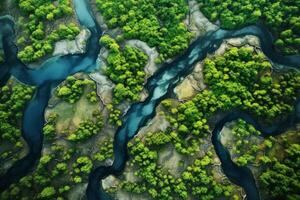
(0, 0, 102, 191)
(0, 1, 299, 200)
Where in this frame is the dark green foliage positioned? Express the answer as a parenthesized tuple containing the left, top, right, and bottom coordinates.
(1, 140, 101, 199)
(120, 132, 236, 200)
(56, 76, 95, 104)
(67, 111, 104, 142)
(224, 120, 262, 166)
(96, 0, 192, 61)
(43, 113, 58, 139)
(260, 143, 300, 199)
(0, 80, 35, 143)
(203, 47, 300, 119)
(198, 0, 300, 55)
(100, 35, 148, 104)
(106, 104, 122, 126)
(127, 138, 189, 199)
(163, 47, 299, 157)
(182, 155, 235, 199)
(93, 138, 114, 162)
(0, 80, 35, 176)
(15, 0, 80, 63)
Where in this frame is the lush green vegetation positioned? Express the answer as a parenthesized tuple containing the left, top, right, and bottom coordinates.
(223, 123, 300, 199)
(56, 76, 97, 104)
(111, 46, 300, 199)
(181, 156, 236, 199)
(43, 113, 58, 139)
(158, 46, 299, 157)
(15, 0, 80, 63)
(1, 143, 84, 199)
(222, 119, 270, 166)
(67, 110, 104, 142)
(197, 0, 300, 55)
(106, 104, 122, 126)
(96, 0, 192, 62)
(44, 111, 104, 142)
(0, 79, 35, 173)
(0, 129, 114, 199)
(203, 47, 299, 119)
(100, 35, 148, 126)
(100, 35, 148, 104)
(93, 138, 114, 162)
(1, 80, 112, 199)
(116, 131, 238, 200)
(260, 136, 300, 199)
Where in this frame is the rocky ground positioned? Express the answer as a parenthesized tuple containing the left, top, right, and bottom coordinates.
(53, 29, 91, 56)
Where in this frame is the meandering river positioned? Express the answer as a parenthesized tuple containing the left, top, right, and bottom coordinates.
(0, 0, 299, 200)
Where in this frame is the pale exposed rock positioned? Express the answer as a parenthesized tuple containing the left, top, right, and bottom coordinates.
(116, 191, 150, 200)
(185, 0, 219, 38)
(226, 35, 260, 48)
(53, 29, 91, 56)
(98, 47, 109, 60)
(158, 146, 184, 177)
(89, 69, 115, 105)
(212, 35, 260, 57)
(102, 175, 119, 190)
(137, 114, 170, 136)
(68, 183, 87, 200)
(174, 62, 206, 100)
(139, 89, 149, 102)
(220, 124, 234, 147)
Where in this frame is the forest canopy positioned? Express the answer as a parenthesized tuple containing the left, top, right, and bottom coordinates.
(197, 0, 300, 55)
(95, 0, 192, 61)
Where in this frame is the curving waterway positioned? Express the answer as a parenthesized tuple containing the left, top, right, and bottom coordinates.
(0, 1, 299, 200)
(86, 25, 300, 200)
(0, 0, 102, 191)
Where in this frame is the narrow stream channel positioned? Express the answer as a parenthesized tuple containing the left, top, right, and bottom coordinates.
(86, 24, 300, 200)
(0, 1, 299, 200)
(0, 0, 102, 191)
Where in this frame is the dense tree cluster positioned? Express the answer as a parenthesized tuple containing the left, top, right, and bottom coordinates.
(226, 125, 300, 200)
(117, 130, 238, 200)
(56, 76, 96, 104)
(0, 81, 108, 198)
(203, 47, 300, 119)
(93, 138, 114, 162)
(72, 156, 93, 183)
(125, 137, 189, 199)
(67, 111, 104, 142)
(1, 145, 74, 199)
(0, 80, 34, 170)
(0, 133, 112, 199)
(198, 0, 300, 55)
(161, 47, 299, 163)
(106, 104, 122, 126)
(100, 35, 148, 104)
(0, 80, 34, 143)
(15, 0, 80, 63)
(182, 155, 236, 199)
(260, 141, 300, 199)
(223, 120, 265, 166)
(96, 0, 192, 61)
(43, 113, 58, 139)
